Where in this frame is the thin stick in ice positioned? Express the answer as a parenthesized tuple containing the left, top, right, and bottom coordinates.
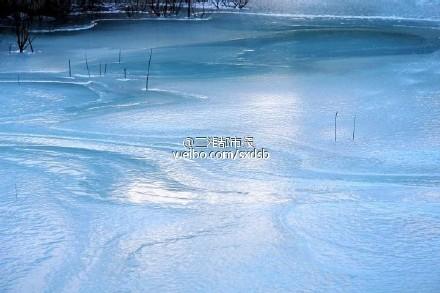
(146, 48, 153, 91)
(352, 115, 356, 141)
(85, 54, 90, 78)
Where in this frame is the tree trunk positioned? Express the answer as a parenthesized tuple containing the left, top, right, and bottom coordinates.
(187, 0, 191, 18)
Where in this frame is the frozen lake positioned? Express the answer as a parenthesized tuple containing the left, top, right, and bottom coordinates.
(1, 13, 440, 292)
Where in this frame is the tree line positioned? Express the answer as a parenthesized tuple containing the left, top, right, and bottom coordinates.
(0, 1, 251, 20)
(0, 1, 250, 52)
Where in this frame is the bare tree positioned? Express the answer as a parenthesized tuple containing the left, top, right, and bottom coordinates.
(238, 0, 249, 9)
(212, 0, 221, 9)
(13, 12, 35, 53)
(230, 0, 249, 9)
(187, 0, 192, 18)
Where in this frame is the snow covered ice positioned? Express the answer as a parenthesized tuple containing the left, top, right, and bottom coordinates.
(1, 12, 440, 292)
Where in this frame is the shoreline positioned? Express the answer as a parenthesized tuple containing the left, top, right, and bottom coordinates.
(1, 10, 440, 35)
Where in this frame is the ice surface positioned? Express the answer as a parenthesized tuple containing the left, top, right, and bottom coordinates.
(1, 13, 440, 292)
(251, 0, 440, 19)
